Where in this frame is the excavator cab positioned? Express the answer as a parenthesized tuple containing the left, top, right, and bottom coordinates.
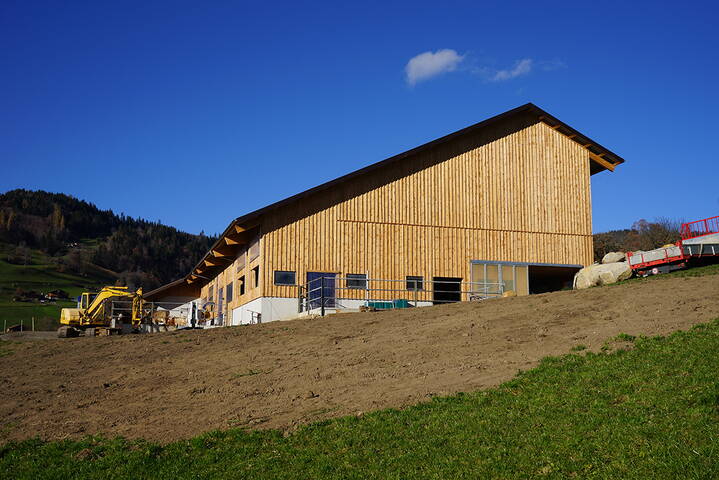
(78, 293, 98, 310)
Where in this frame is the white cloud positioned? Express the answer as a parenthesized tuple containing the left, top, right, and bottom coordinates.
(405, 49, 464, 86)
(491, 58, 533, 82)
(538, 59, 567, 71)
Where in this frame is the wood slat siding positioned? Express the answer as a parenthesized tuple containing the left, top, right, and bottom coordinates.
(199, 243, 263, 320)
(256, 115, 593, 301)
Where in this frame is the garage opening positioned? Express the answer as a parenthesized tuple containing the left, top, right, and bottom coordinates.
(471, 261, 582, 296)
(432, 277, 462, 304)
(527, 265, 580, 294)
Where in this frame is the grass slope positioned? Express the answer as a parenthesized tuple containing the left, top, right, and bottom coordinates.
(2, 319, 719, 479)
(0, 243, 112, 330)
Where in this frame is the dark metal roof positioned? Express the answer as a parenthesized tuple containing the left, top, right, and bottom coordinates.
(178, 103, 625, 287)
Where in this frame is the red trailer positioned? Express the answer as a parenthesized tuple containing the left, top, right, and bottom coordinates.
(627, 215, 719, 276)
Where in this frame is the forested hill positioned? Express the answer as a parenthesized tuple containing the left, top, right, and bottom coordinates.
(0, 189, 215, 290)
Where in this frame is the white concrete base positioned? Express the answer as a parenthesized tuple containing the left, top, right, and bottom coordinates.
(232, 297, 264, 325)
(234, 297, 435, 324)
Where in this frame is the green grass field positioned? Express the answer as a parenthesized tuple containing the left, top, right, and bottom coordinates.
(2, 318, 718, 479)
(0, 243, 113, 330)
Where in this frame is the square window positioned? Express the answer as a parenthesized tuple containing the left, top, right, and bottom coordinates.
(406, 276, 424, 291)
(274, 270, 296, 285)
(346, 273, 367, 289)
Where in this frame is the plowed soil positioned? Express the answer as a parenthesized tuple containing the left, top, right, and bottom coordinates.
(2, 274, 719, 443)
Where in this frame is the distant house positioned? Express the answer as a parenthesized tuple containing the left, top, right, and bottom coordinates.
(147, 103, 624, 325)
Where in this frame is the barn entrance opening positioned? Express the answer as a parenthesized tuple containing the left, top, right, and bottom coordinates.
(471, 261, 581, 296)
(527, 265, 579, 294)
(432, 277, 462, 304)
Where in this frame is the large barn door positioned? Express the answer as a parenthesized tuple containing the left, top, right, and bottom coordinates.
(307, 272, 336, 309)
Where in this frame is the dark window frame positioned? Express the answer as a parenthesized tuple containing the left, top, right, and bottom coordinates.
(406, 275, 424, 291)
(226, 283, 233, 303)
(346, 273, 367, 289)
(238, 275, 245, 296)
(252, 266, 260, 289)
(274, 270, 296, 286)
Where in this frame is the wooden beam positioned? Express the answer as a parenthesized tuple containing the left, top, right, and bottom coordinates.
(224, 236, 243, 246)
(212, 248, 235, 258)
(234, 221, 259, 234)
(588, 152, 615, 171)
(224, 231, 251, 246)
(204, 257, 228, 267)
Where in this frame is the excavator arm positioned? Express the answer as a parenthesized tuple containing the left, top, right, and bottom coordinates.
(59, 286, 147, 338)
(79, 287, 146, 327)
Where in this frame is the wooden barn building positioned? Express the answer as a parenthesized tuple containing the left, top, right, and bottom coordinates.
(147, 103, 624, 325)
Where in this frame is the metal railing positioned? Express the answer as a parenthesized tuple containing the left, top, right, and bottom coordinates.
(247, 310, 262, 324)
(681, 216, 719, 240)
(298, 276, 505, 316)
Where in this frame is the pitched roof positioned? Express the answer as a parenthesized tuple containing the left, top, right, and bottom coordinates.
(180, 103, 625, 287)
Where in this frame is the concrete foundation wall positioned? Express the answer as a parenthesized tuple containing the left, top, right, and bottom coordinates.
(232, 297, 435, 325)
(232, 297, 263, 326)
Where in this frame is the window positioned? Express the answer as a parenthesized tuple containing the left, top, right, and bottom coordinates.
(274, 270, 296, 285)
(236, 248, 246, 271)
(208, 285, 214, 299)
(238, 275, 245, 296)
(346, 273, 367, 289)
(226, 283, 233, 303)
(252, 266, 260, 288)
(249, 237, 260, 261)
(406, 276, 424, 291)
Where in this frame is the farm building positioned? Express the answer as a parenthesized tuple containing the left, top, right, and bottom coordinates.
(146, 103, 624, 325)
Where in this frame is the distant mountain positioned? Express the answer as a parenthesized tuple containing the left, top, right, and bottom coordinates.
(0, 189, 215, 290)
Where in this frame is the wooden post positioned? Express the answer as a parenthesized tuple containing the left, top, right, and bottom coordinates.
(20, 319, 23, 332)
(32, 317, 35, 332)
(3, 319, 6, 333)
(297, 284, 302, 314)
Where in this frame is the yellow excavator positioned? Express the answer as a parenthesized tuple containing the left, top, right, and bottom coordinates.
(58, 286, 147, 338)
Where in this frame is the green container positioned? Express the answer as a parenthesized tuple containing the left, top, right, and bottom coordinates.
(367, 301, 394, 310)
(393, 299, 411, 309)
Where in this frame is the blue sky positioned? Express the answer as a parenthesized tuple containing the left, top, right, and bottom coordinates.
(1, 0, 717, 235)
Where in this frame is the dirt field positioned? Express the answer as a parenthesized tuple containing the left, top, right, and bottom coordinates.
(2, 273, 719, 444)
